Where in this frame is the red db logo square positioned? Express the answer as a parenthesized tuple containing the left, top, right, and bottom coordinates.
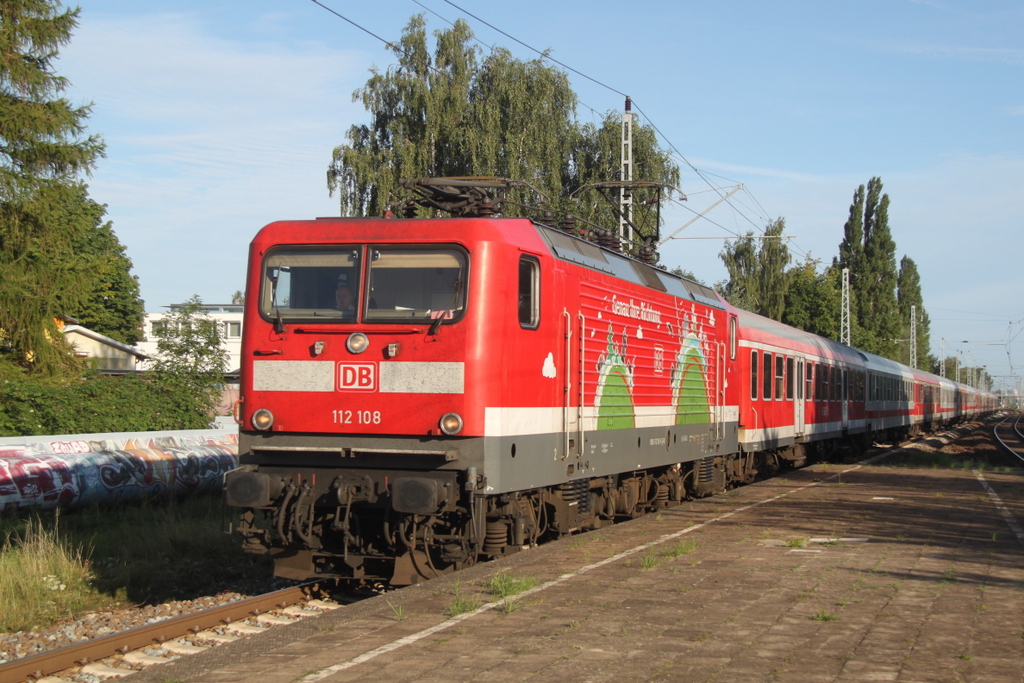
(337, 363, 376, 391)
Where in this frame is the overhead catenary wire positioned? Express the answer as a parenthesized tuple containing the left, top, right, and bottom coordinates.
(441, 1, 817, 259)
(308, 0, 809, 256)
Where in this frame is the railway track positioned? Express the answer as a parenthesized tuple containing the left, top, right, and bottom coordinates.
(0, 583, 353, 683)
(992, 411, 1024, 467)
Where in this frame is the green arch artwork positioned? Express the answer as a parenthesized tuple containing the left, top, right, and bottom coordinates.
(672, 335, 711, 425)
(595, 327, 636, 430)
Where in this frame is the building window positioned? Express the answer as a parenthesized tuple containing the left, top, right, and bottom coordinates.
(225, 321, 241, 338)
(151, 320, 171, 338)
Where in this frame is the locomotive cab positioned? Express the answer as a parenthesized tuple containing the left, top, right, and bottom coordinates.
(227, 217, 556, 583)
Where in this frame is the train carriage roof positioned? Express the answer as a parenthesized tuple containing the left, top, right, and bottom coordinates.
(732, 307, 864, 365)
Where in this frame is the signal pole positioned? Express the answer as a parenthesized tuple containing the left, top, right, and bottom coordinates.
(619, 97, 634, 251)
(841, 268, 851, 346)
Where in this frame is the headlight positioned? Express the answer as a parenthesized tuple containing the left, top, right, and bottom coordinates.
(252, 409, 274, 431)
(346, 332, 369, 354)
(440, 413, 463, 435)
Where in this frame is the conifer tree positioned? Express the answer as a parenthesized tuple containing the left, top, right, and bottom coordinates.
(0, 0, 106, 374)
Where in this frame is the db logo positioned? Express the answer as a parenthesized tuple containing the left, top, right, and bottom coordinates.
(337, 363, 376, 391)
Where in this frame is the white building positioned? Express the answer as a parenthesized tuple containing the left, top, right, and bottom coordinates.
(136, 303, 244, 373)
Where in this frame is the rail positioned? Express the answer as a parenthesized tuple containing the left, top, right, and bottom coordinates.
(991, 413, 1024, 467)
(0, 584, 325, 682)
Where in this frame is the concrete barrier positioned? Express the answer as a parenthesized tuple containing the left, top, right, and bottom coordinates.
(0, 423, 239, 512)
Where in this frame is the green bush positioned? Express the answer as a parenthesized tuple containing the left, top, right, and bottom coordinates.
(0, 370, 218, 436)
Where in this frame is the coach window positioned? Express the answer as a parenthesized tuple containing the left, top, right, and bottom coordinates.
(843, 368, 848, 401)
(806, 362, 814, 401)
(786, 357, 794, 400)
(763, 352, 773, 400)
(518, 255, 540, 329)
(751, 350, 759, 400)
(775, 355, 784, 400)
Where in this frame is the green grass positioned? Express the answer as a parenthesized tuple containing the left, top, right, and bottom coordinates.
(883, 450, 998, 470)
(0, 495, 274, 632)
(785, 537, 807, 548)
(387, 599, 406, 621)
(660, 539, 698, 557)
(640, 552, 660, 570)
(0, 516, 116, 632)
(445, 593, 481, 616)
(488, 571, 538, 599)
(810, 609, 840, 622)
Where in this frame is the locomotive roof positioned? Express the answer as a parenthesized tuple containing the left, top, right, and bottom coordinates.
(535, 223, 723, 309)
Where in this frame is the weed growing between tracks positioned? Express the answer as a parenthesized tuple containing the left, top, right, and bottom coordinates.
(0, 495, 274, 632)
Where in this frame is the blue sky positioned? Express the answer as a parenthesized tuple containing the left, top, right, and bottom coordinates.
(59, 0, 1023, 388)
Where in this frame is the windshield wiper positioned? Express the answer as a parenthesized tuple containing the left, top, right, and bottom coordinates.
(429, 276, 463, 336)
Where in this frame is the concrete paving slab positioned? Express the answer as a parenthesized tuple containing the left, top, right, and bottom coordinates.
(128, 460, 1024, 683)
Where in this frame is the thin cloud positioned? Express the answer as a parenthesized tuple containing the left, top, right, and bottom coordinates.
(891, 42, 1024, 66)
(57, 11, 373, 306)
(679, 157, 832, 185)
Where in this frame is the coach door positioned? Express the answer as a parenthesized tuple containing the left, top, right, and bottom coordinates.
(794, 358, 805, 437)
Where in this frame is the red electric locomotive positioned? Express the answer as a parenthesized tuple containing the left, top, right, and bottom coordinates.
(225, 180, 997, 584)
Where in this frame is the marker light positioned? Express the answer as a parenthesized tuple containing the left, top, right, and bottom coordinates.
(252, 409, 274, 431)
(440, 413, 463, 435)
(346, 332, 369, 354)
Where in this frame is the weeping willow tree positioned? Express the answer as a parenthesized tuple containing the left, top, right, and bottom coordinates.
(328, 15, 678, 239)
(571, 112, 680, 242)
(0, 0, 106, 375)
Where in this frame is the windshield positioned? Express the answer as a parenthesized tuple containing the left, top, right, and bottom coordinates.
(365, 247, 467, 322)
(261, 248, 362, 321)
(259, 246, 467, 324)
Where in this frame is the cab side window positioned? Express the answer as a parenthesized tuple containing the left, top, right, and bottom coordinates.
(518, 256, 540, 329)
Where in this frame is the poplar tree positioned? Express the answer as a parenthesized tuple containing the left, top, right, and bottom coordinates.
(835, 184, 868, 347)
(0, 0, 106, 374)
(897, 255, 931, 370)
(861, 177, 901, 358)
(835, 177, 901, 357)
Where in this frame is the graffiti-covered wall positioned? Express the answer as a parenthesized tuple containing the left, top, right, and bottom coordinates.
(0, 427, 238, 512)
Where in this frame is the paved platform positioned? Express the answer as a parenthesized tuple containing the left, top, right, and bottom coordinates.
(134, 450, 1024, 683)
